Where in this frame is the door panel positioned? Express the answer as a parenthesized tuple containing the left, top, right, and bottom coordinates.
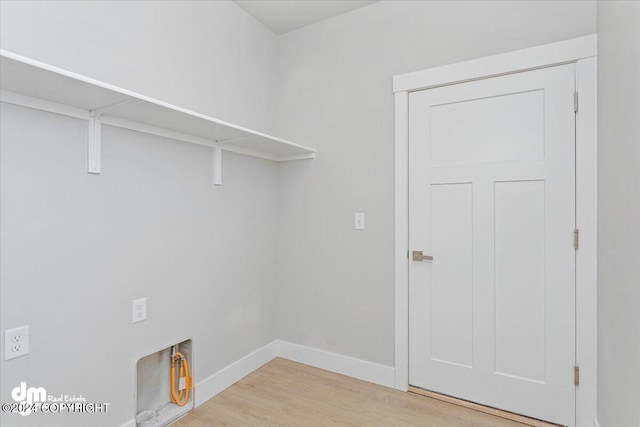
(494, 180, 546, 383)
(430, 183, 474, 368)
(430, 90, 545, 166)
(408, 64, 576, 426)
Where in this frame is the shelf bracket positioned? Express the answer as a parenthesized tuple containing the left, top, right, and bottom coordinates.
(86, 99, 132, 174)
(87, 112, 102, 174)
(213, 143, 223, 186)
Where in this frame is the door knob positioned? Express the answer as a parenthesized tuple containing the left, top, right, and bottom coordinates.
(412, 251, 433, 261)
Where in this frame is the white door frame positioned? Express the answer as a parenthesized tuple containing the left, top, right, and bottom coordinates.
(393, 35, 597, 427)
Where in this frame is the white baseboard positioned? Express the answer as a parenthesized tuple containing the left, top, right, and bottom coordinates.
(120, 339, 394, 426)
(194, 340, 279, 407)
(276, 340, 395, 388)
(194, 340, 395, 406)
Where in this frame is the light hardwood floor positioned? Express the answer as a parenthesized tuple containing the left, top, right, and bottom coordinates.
(173, 358, 533, 426)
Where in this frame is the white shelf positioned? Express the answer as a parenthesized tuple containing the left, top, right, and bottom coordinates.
(0, 50, 315, 183)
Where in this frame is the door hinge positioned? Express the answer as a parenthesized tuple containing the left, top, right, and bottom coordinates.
(574, 229, 579, 250)
(574, 366, 580, 386)
(574, 91, 579, 113)
(407, 250, 410, 259)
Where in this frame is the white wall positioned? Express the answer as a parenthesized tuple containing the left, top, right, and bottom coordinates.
(275, 0, 597, 366)
(0, 0, 277, 133)
(0, 2, 279, 426)
(596, 2, 640, 426)
(0, 1, 613, 425)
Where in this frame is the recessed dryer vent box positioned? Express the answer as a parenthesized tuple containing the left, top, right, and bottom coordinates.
(135, 339, 193, 426)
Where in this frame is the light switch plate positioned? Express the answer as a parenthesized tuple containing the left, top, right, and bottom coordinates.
(355, 212, 365, 230)
(5, 325, 29, 360)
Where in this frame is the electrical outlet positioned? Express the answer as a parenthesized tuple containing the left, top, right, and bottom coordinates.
(132, 298, 147, 323)
(5, 325, 29, 360)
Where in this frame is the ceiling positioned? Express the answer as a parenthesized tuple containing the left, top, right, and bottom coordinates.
(234, 1, 378, 35)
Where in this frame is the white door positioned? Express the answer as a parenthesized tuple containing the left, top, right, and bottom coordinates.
(408, 64, 576, 426)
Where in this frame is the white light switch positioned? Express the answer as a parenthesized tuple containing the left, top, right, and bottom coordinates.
(355, 212, 365, 230)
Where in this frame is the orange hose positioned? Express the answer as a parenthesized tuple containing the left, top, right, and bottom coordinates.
(170, 352, 191, 406)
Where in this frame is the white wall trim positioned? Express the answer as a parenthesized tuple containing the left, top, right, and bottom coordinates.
(119, 341, 279, 427)
(277, 340, 396, 388)
(575, 56, 598, 427)
(119, 339, 395, 427)
(194, 340, 395, 405)
(394, 91, 409, 391)
(393, 37, 598, 427)
(393, 34, 597, 93)
(194, 340, 279, 407)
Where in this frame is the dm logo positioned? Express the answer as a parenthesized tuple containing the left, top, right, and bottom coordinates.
(11, 382, 46, 416)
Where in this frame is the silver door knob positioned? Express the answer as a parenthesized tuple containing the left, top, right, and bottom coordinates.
(412, 251, 433, 261)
